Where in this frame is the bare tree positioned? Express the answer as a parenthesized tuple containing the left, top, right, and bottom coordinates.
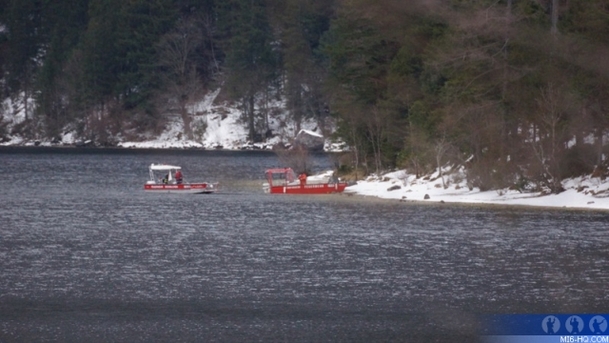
(155, 17, 204, 140)
(330, 89, 367, 177)
(404, 126, 434, 178)
(551, 0, 559, 35)
(529, 83, 574, 193)
(366, 105, 387, 174)
(274, 145, 313, 175)
(200, 12, 220, 74)
(434, 134, 451, 188)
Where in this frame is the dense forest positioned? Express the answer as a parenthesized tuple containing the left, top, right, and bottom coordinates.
(1, 0, 608, 192)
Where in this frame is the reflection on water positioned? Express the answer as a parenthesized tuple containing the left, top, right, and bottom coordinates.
(1, 147, 608, 342)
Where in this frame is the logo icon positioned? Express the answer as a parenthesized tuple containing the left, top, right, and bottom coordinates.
(566, 316, 584, 334)
(589, 316, 607, 334)
(542, 316, 560, 334)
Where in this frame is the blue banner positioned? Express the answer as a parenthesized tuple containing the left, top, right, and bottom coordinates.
(482, 336, 609, 343)
(479, 314, 609, 342)
(481, 314, 609, 335)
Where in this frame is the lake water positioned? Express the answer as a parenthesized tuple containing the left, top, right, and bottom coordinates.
(1, 147, 608, 342)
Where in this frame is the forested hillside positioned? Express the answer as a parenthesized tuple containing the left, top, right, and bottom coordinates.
(1, 0, 608, 192)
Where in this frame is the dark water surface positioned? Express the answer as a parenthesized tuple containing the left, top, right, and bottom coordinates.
(1, 147, 608, 342)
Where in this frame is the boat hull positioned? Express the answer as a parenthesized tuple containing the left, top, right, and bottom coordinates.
(144, 183, 216, 194)
(267, 183, 348, 194)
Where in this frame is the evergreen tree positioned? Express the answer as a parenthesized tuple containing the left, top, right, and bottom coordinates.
(36, 0, 89, 137)
(321, 5, 402, 173)
(2, 0, 45, 120)
(80, 0, 123, 107)
(269, 0, 333, 133)
(115, 0, 177, 110)
(217, 0, 279, 141)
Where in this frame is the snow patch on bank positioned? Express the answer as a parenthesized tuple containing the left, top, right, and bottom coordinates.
(346, 168, 609, 210)
(117, 90, 341, 150)
(2, 88, 346, 151)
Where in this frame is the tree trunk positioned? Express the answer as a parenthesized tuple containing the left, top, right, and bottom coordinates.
(435, 138, 448, 188)
(180, 103, 193, 140)
(503, 0, 512, 98)
(551, 0, 559, 35)
(597, 127, 604, 166)
(248, 94, 256, 141)
(367, 106, 386, 174)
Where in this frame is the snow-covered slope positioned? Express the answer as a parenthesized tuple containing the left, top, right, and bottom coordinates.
(1, 89, 344, 151)
(346, 167, 609, 210)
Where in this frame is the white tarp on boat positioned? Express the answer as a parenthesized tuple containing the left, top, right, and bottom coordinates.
(150, 164, 181, 171)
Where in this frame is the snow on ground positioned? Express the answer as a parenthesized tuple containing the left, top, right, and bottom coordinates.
(118, 123, 204, 149)
(1, 95, 31, 146)
(1, 88, 343, 150)
(117, 89, 342, 150)
(345, 167, 609, 210)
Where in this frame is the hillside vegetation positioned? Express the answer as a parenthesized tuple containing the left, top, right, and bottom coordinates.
(1, 0, 608, 192)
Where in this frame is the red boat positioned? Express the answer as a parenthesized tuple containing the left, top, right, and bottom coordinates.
(263, 168, 348, 194)
(144, 164, 218, 194)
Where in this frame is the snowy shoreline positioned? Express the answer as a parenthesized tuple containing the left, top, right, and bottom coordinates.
(346, 169, 609, 211)
(345, 192, 609, 212)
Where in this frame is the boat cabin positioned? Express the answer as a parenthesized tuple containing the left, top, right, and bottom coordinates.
(264, 167, 298, 187)
(148, 164, 182, 185)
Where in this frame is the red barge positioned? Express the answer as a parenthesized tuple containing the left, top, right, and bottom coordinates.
(263, 168, 348, 194)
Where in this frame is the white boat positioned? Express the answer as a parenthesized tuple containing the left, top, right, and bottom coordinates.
(144, 164, 218, 194)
